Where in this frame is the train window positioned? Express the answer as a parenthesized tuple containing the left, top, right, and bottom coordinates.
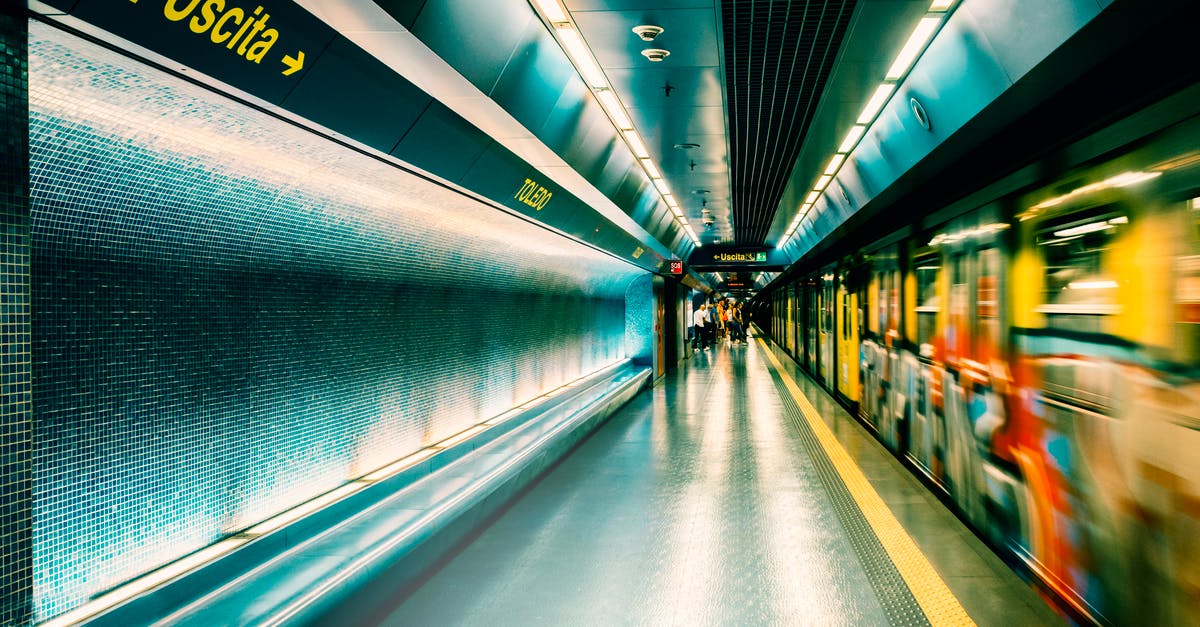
(976, 247, 1002, 357)
(914, 250, 940, 357)
(1035, 204, 1127, 333)
(878, 269, 888, 333)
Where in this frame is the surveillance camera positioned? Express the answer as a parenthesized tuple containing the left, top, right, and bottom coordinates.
(632, 25, 664, 42)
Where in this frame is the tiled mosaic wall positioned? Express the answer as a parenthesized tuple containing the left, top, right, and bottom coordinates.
(625, 274, 654, 366)
(0, 11, 31, 626)
(27, 23, 648, 621)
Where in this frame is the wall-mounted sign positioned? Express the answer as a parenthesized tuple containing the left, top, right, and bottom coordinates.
(688, 247, 783, 268)
(713, 251, 767, 263)
(54, 0, 336, 103)
(514, 177, 553, 211)
(669, 260, 683, 274)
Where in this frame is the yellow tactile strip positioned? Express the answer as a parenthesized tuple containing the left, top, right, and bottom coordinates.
(758, 339, 976, 627)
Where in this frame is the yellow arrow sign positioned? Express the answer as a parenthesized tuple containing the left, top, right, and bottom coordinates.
(281, 50, 304, 76)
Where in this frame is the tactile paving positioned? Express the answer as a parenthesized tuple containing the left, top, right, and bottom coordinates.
(761, 349, 931, 626)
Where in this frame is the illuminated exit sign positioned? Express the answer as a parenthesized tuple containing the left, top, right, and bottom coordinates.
(713, 251, 767, 263)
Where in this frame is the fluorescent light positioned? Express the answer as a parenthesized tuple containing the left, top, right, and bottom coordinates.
(624, 130, 650, 159)
(857, 83, 897, 124)
(1067, 280, 1118, 290)
(814, 175, 832, 192)
(800, 202, 813, 214)
(641, 158, 661, 179)
(664, 194, 679, 208)
(534, 0, 569, 22)
(1107, 171, 1161, 188)
(824, 154, 846, 176)
(557, 28, 607, 88)
(1053, 221, 1115, 238)
(653, 178, 671, 195)
(714, 273, 722, 281)
(805, 191, 820, 204)
(929, 0, 955, 10)
(1031, 171, 1160, 211)
(838, 125, 867, 153)
(596, 90, 633, 129)
(1108, 216, 1128, 224)
(678, 217, 688, 225)
(886, 17, 942, 80)
(671, 207, 684, 217)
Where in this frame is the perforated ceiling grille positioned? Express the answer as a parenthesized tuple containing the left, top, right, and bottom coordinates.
(723, 0, 856, 245)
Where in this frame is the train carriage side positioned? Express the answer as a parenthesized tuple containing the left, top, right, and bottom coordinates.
(769, 96, 1200, 626)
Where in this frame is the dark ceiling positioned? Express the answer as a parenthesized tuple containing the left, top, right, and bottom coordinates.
(722, 0, 857, 245)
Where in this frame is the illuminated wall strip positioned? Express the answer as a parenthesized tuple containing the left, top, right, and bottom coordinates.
(40, 354, 630, 627)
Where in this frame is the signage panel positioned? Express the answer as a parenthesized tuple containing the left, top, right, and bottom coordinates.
(68, 0, 337, 104)
(688, 247, 786, 268)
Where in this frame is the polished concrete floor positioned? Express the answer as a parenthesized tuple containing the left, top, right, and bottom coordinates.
(375, 338, 1064, 626)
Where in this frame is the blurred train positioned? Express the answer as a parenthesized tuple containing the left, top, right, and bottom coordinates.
(758, 92, 1200, 624)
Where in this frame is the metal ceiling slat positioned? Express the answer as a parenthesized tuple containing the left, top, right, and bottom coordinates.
(721, 0, 856, 244)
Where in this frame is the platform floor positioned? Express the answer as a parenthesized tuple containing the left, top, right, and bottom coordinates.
(373, 337, 1064, 626)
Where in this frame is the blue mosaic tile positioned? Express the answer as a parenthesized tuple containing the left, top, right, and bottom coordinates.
(27, 22, 648, 621)
(0, 11, 31, 627)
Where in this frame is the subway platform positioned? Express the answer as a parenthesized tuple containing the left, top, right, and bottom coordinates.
(355, 336, 1064, 626)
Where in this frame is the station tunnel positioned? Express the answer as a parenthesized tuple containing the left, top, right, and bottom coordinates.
(2, 0, 1199, 625)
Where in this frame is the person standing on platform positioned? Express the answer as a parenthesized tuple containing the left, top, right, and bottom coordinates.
(715, 300, 726, 342)
(703, 302, 715, 349)
(692, 303, 709, 352)
(728, 302, 743, 344)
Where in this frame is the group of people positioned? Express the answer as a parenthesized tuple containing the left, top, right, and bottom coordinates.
(691, 299, 748, 352)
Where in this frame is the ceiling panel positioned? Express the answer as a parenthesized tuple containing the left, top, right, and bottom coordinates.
(570, 9, 721, 69)
(567, 0, 713, 12)
(723, 0, 857, 244)
(568, 0, 731, 246)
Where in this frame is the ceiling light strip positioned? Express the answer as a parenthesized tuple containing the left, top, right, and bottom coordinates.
(533, 2, 693, 242)
(781, 6, 954, 248)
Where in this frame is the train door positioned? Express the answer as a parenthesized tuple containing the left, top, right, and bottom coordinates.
(785, 284, 796, 355)
(910, 245, 942, 480)
(820, 271, 834, 384)
(835, 268, 860, 405)
(806, 280, 819, 373)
